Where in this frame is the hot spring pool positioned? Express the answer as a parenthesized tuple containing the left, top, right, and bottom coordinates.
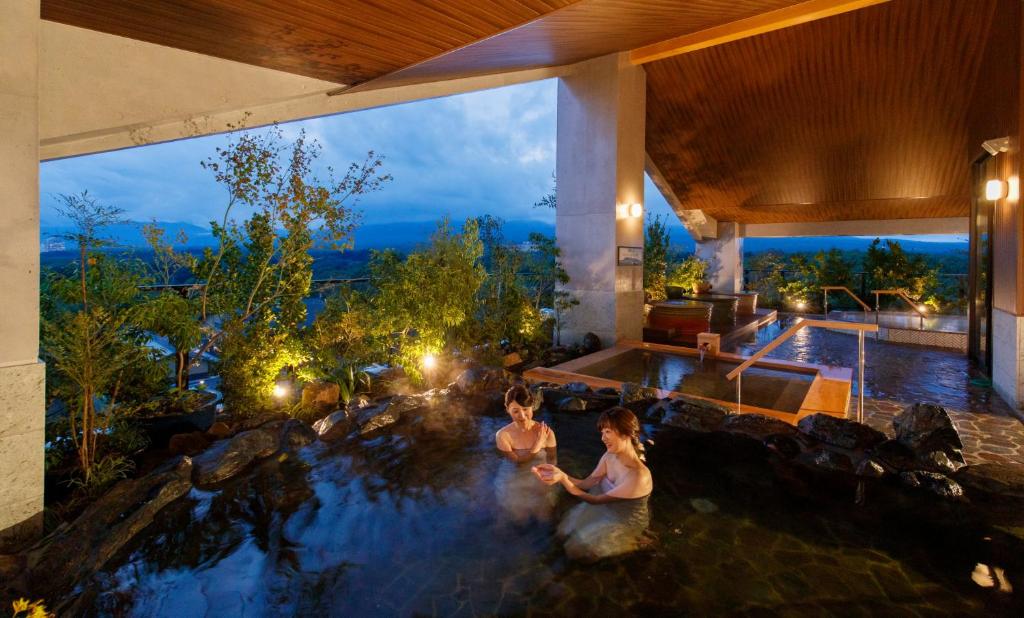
(81, 405, 1023, 616)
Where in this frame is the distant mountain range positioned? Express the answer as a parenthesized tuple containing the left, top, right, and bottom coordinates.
(40, 219, 966, 255)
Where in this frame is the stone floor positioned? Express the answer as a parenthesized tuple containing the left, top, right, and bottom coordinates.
(861, 398, 1024, 466)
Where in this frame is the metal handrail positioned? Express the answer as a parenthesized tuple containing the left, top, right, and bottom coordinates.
(821, 285, 873, 314)
(725, 319, 878, 421)
(871, 289, 926, 329)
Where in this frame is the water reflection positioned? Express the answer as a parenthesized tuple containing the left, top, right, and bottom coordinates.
(86, 409, 1024, 616)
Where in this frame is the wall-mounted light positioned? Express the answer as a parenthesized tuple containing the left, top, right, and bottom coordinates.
(985, 179, 1008, 201)
(629, 203, 643, 218)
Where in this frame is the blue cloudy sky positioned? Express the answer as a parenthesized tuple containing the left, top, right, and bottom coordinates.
(39, 78, 963, 247)
(40, 79, 675, 231)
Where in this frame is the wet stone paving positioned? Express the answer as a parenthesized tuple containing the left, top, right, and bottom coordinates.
(729, 316, 1024, 465)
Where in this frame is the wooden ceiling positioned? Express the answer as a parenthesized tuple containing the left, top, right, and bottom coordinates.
(645, 0, 999, 224)
(41, 0, 578, 85)
(41, 0, 808, 89)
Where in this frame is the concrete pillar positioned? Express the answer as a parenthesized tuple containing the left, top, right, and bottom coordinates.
(696, 221, 744, 294)
(0, 0, 46, 547)
(555, 53, 646, 347)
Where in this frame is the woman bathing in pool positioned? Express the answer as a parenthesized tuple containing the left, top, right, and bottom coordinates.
(532, 406, 652, 503)
(495, 384, 557, 464)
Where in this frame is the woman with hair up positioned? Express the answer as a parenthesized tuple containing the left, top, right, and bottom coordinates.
(532, 406, 652, 561)
(494, 384, 558, 523)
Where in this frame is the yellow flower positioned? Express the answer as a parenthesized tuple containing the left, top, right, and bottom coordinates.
(12, 598, 31, 612)
(30, 604, 52, 618)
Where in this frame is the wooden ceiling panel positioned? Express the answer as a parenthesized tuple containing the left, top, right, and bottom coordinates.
(351, 0, 807, 91)
(645, 0, 997, 224)
(41, 0, 579, 85)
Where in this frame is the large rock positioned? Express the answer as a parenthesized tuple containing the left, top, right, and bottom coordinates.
(168, 431, 211, 456)
(301, 381, 340, 411)
(955, 463, 1024, 500)
(191, 427, 279, 486)
(312, 408, 351, 441)
(661, 397, 730, 433)
(899, 470, 965, 501)
(620, 382, 660, 405)
(26, 457, 193, 601)
(799, 449, 854, 474)
(360, 409, 401, 435)
(721, 414, 797, 441)
(893, 403, 966, 469)
(557, 396, 587, 412)
(279, 419, 317, 451)
(454, 367, 511, 395)
(871, 439, 918, 472)
(797, 414, 887, 450)
(565, 382, 591, 394)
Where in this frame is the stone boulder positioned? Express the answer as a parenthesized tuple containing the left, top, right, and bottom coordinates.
(355, 396, 428, 436)
(855, 458, 886, 479)
(168, 431, 211, 456)
(557, 396, 587, 412)
(661, 397, 730, 433)
(764, 434, 802, 459)
(191, 427, 279, 486)
(954, 463, 1024, 500)
(581, 332, 602, 355)
(565, 382, 591, 394)
(279, 419, 317, 451)
(312, 408, 352, 441)
(799, 448, 854, 474)
(620, 382, 660, 405)
(871, 439, 918, 472)
(645, 398, 675, 421)
(454, 367, 511, 396)
(797, 414, 887, 450)
(899, 470, 965, 501)
(26, 457, 193, 601)
(721, 414, 797, 441)
(595, 387, 621, 397)
(300, 381, 340, 412)
(206, 421, 232, 440)
(893, 403, 966, 470)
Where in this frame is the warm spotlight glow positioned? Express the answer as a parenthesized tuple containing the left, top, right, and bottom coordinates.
(796, 300, 807, 310)
(422, 354, 437, 370)
(985, 179, 1008, 201)
(918, 305, 928, 313)
(273, 383, 289, 399)
(629, 203, 643, 218)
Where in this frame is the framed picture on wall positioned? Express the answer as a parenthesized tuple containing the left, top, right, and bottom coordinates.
(617, 246, 643, 266)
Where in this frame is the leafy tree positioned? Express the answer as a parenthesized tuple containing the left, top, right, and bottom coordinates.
(186, 126, 389, 412)
(644, 215, 670, 302)
(53, 191, 124, 310)
(138, 223, 202, 390)
(42, 249, 163, 485)
(367, 218, 486, 382)
(864, 238, 941, 309)
(473, 216, 542, 349)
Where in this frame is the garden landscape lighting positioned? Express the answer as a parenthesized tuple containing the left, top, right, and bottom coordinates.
(273, 382, 289, 399)
(422, 353, 437, 370)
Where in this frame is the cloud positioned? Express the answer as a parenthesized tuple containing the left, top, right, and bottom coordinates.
(41, 79, 560, 227)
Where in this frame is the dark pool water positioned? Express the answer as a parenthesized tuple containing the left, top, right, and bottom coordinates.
(577, 348, 814, 413)
(85, 404, 1024, 616)
(727, 316, 1004, 413)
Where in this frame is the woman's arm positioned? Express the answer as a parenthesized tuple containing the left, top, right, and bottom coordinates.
(496, 425, 551, 464)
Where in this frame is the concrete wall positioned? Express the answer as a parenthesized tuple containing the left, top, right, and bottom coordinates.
(1, 0, 45, 546)
(556, 53, 646, 347)
(696, 221, 744, 294)
(992, 308, 1024, 407)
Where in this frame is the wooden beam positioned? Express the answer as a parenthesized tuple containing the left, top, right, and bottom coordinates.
(629, 0, 891, 65)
